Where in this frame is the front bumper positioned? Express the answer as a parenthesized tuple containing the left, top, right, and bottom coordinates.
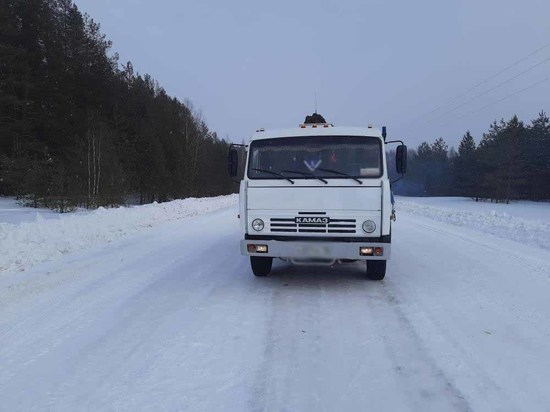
(240, 239, 390, 260)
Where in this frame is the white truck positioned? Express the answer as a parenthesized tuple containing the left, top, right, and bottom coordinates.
(228, 119, 407, 280)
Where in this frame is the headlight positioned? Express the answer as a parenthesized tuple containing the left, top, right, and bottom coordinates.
(362, 220, 376, 233)
(252, 218, 264, 231)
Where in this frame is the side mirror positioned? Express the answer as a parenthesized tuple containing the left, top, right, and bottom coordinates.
(228, 148, 238, 177)
(396, 145, 407, 174)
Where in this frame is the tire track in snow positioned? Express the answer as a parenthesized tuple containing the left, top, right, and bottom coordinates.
(389, 215, 531, 411)
(387, 281, 521, 412)
(248, 261, 325, 411)
(370, 282, 472, 411)
(249, 262, 474, 411)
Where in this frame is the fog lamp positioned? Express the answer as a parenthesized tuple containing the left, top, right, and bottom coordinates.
(360, 247, 374, 256)
(247, 244, 268, 253)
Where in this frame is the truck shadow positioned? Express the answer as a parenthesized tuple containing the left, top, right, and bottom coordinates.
(262, 260, 370, 284)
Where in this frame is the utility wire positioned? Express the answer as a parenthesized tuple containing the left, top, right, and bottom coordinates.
(415, 55, 550, 127)
(456, 75, 550, 121)
(406, 41, 550, 126)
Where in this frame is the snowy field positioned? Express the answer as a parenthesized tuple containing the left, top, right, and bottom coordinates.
(398, 196, 550, 222)
(397, 196, 550, 252)
(0, 197, 73, 224)
(1, 196, 550, 411)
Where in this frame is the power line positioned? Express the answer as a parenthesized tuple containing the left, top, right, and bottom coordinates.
(414, 55, 550, 127)
(456, 75, 550, 121)
(405, 41, 550, 126)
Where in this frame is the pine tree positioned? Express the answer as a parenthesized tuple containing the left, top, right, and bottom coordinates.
(430, 138, 450, 195)
(481, 116, 527, 202)
(455, 131, 478, 198)
(416, 142, 432, 160)
(527, 111, 550, 199)
(431, 138, 448, 161)
(458, 131, 476, 156)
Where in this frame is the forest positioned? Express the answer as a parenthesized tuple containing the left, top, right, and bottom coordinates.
(390, 112, 550, 203)
(0, 0, 235, 211)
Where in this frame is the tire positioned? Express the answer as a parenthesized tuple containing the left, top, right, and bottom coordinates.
(250, 256, 273, 277)
(366, 260, 386, 280)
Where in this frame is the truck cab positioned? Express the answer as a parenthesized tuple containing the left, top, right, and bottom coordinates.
(228, 121, 407, 280)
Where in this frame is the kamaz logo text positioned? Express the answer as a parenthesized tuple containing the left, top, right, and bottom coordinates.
(295, 217, 330, 224)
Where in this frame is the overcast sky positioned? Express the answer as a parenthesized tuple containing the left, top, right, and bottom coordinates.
(76, 0, 550, 148)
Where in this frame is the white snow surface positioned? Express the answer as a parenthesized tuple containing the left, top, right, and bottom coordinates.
(397, 196, 550, 252)
(0, 197, 76, 224)
(1, 196, 550, 411)
(0, 195, 237, 273)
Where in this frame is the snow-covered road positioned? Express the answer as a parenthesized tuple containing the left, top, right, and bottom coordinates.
(1, 202, 550, 411)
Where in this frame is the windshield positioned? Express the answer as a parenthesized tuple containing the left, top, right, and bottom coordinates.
(247, 135, 382, 180)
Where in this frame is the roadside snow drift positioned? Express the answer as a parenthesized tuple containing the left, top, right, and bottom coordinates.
(0, 195, 237, 273)
(397, 197, 550, 251)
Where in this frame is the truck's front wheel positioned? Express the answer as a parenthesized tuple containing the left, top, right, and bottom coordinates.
(366, 260, 386, 280)
(250, 256, 273, 277)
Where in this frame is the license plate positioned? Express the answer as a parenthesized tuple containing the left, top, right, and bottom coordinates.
(301, 245, 330, 258)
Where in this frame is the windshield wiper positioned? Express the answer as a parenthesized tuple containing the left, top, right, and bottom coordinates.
(252, 168, 295, 184)
(316, 168, 363, 184)
(281, 170, 328, 184)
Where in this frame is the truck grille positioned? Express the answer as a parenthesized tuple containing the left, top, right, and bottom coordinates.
(269, 217, 357, 234)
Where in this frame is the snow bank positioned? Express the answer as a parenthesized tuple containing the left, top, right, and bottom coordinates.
(397, 197, 550, 251)
(396, 196, 550, 222)
(0, 195, 238, 273)
(0, 197, 73, 224)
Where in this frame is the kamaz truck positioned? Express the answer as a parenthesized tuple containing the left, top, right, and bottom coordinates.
(228, 118, 407, 280)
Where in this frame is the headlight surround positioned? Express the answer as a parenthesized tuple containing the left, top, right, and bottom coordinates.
(252, 218, 265, 232)
(362, 220, 376, 233)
